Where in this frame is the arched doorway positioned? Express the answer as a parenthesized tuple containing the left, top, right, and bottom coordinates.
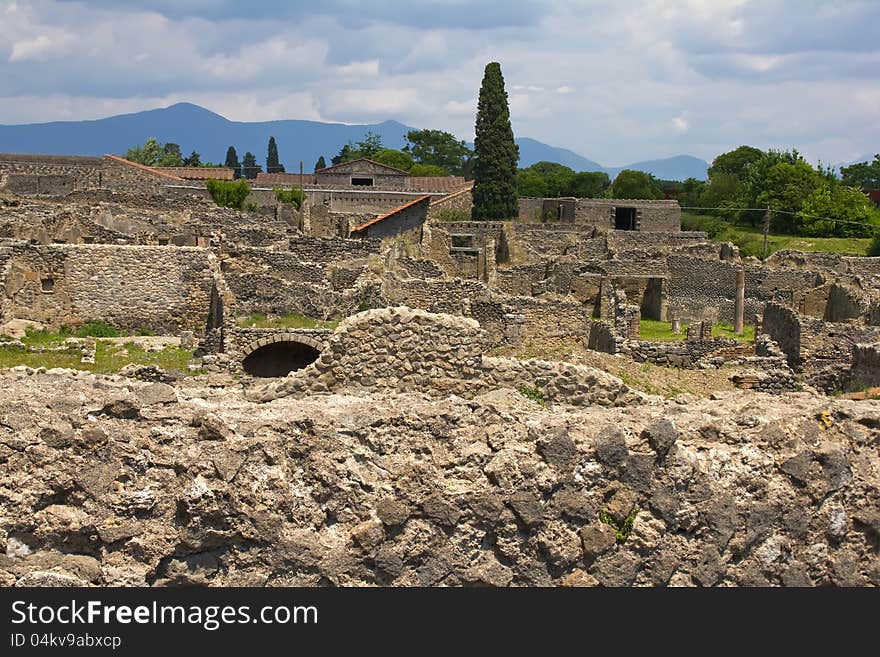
(242, 340, 321, 377)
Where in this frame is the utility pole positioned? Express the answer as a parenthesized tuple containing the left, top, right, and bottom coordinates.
(762, 207, 771, 260)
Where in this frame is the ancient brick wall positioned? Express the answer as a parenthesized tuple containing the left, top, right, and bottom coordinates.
(849, 344, 880, 390)
(0, 154, 105, 195)
(354, 197, 429, 241)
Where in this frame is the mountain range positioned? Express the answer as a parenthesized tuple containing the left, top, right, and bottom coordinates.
(0, 102, 710, 181)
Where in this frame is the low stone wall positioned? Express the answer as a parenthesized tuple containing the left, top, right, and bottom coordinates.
(620, 337, 740, 368)
(246, 307, 642, 408)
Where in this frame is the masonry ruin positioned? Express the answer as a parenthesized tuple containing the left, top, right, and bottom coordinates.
(1, 151, 879, 398)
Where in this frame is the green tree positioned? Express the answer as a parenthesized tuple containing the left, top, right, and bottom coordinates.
(314, 156, 326, 171)
(225, 146, 241, 179)
(331, 143, 355, 165)
(707, 145, 764, 180)
(799, 184, 880, 237)
(241, 152, 261, 179)
(699, 171, 740, 210)
(372, 148, 414, 171)
(516, 168, 548, 197)
(609, 169, 663, 199)
(273, 186, 304, 209)
(755, 160, 821, 232)
(266, 136, 284, 174)
(183, 151, 201, 167)
(568, 171, 611, 198)
(408, 163, 448, 177)
(840, 154, 880, 189)
(124, 137, 164, 166)
(736, 148, 802, 226)
(471, 62, 519, 220)
(404, 129, 472, 175)
(157, 142, 183, 167)
(355, 131, 384, 159)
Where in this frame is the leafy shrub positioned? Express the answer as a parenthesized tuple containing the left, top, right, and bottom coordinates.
(206, 179, 251, 210)
(273, 186, 304, 209)
(74, 320, 120, 338)
(681, 213, 727, 238)
(869, 233, 880, 257)
(245, 202, 260, 213)
(518, 385, 546, 406)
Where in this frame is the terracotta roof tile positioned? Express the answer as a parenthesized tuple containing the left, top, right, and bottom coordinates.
(351, 195, 431, 233)
(103, 154, 184, 181)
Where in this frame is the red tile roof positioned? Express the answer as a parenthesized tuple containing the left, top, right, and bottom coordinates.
(406, 176, 467, 191)
(103, 154, 185, 181)
(351, 195, 431, 233)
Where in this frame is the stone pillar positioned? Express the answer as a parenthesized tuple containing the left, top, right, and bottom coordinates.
(671, 318, 681, 334)
(734, 269, 745, 334)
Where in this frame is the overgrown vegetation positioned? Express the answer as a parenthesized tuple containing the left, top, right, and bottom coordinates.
(235, 313, 339, 330)
(637, 319, 755, 342)
(682, 212, 872, 257)
(518, 385, 547, 406)
(273, 186, 304, 209)
(0, 339, 194, 374)
(599, 505, 639, 543)
(206, 179, 251, 210)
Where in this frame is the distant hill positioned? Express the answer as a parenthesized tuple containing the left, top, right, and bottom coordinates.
(604, 155, 709, 182)
(0, 102, 709, 180)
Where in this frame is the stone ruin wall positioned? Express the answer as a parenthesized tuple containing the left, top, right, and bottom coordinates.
(0, 241, 214, 333)
(248, 307, 640, 409)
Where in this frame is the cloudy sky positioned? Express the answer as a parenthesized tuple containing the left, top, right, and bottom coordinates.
(0, 0, 877, 166)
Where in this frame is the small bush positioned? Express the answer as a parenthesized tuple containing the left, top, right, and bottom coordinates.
(681, 213, 727, 238)
(135, 327, 156, 336)
(599, 505, 639, 543)
(245, 201, 260, 213)
(518, 385, 546, 406)
(274, 186, 304, 209)
(74, 320, 120, 338)
(206, 179, 251, 210)
(869, 233, 880, 257)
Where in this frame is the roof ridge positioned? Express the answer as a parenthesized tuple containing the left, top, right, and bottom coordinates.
(103, 154, 185, 181)
(351, 195, 431, 233)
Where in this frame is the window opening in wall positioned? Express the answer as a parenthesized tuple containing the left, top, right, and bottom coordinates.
(557, 205, 564, 221)
(351, 177, 374, 186)
(41, 277, 55, 293)
(614, 207, 637, 230)
(82, 236, 94, 244)
(451, 234, 475, 249)
(158, 237, 170, 245)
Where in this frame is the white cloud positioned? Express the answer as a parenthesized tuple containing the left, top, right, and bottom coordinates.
(0, 0, 878, 166)
(335, 60, 380, 77)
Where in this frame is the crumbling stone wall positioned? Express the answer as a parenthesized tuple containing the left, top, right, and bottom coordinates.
(849, 344, 880, 391)
(247, 307, 639, 409)
(1, 243, 214, 332)
(0, 154, 104, 195)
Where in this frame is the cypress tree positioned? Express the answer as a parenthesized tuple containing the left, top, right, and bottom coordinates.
(314, 155, 326, 171)
(471, 62, 519, 220)
(242, 152, 261, 179)
(266, 136, 284, 173)
(225, 146, 241, 179)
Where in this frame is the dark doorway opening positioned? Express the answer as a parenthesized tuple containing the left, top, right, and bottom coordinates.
(351, 177, 374, 186)
(615, 207, 636, 230)
(242, 341, 321, 377)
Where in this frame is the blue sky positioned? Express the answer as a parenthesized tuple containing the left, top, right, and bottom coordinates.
(0, 0, 877, 166)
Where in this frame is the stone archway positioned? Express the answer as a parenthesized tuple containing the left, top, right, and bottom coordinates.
(240, 336, 323, 377)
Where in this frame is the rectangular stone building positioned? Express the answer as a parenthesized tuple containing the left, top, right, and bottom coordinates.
(518, 197, 681, 232)
(315, 158, 409, 189)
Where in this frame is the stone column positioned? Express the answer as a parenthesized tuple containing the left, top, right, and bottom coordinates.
(734, 269, 745, 334)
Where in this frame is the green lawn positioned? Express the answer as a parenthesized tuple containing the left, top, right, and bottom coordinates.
(236, 312, 339, 330)
(682, 213, 873, 258)
(638, 319, 754, 342)
(0, 332, 195, 374)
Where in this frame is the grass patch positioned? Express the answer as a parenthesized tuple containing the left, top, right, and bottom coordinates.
(683, 213, 872, 258)
(638, 319, 754, 343)
(235, 313, 339, 330)
(0, 329, 195, 374)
